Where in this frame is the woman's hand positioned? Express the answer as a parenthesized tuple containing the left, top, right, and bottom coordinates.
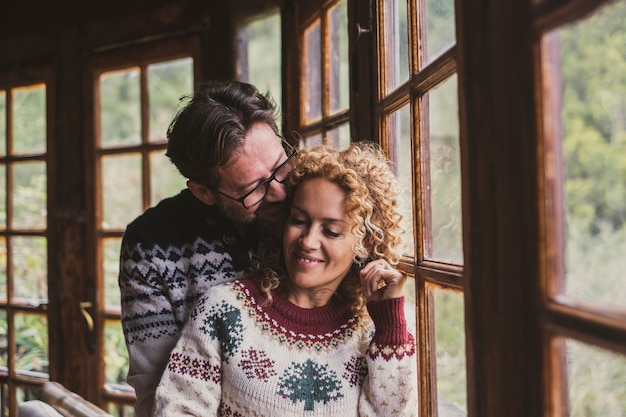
(359, 260, 406, 301)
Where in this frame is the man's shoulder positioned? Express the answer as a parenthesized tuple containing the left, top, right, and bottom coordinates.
(128, 189, 196, 224)
(126, 189, 220, 230)
(122, 189, 221, 247)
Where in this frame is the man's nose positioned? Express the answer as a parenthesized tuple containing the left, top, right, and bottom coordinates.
(263, 179, 287, 202)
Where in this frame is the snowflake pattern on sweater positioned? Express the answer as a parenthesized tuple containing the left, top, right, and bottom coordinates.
(154, 275, 418, 417)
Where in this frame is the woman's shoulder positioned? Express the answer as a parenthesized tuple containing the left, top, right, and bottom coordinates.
(184, 277, 265, 330)
(193, 276, 261, 308)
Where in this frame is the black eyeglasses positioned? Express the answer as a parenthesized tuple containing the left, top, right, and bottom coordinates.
(214, 147, 297, 209)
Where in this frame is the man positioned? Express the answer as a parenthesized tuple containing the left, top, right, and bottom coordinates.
(118, 80, 295, 417)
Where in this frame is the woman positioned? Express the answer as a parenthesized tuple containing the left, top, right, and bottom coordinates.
(154, 143, 418, 417)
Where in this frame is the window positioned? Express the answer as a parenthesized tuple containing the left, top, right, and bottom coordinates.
(86, 37, 197, 415)
(288, 0, 626, 416)
(455, 0, 626, 415)
(539, 0, 626, 413)
(293, 0, 351, 149)
(288, 1, 464, 414)
(376, 0, 465, 415)
(237, 9, 283, 111)
(0, 69, 53, 414)
(0, 3, 278, 416)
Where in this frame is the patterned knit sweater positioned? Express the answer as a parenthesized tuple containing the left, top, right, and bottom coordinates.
(119, 189, 262, 417)
(153, 275, 418, 417)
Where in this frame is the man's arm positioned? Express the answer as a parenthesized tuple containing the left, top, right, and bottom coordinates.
(119, 233, 182, 417)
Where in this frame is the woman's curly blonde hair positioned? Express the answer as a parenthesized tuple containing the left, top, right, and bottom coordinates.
(259, 142, 405, 313)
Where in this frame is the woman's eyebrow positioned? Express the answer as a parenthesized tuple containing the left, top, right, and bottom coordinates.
(291, 205, 349, 225)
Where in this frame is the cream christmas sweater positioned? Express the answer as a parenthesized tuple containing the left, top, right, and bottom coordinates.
(154, 274, 418, 417)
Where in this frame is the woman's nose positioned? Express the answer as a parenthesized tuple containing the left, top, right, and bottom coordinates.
(299, 228, 320, 249)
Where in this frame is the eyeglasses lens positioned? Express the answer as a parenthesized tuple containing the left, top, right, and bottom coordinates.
(243, 152, 294, 208)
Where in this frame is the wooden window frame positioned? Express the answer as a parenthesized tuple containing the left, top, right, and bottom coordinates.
(286, 0, 352, 144)
(82, 35, 202, 410)
(459, 0, 626, 416)
(0, 65, 58, 414)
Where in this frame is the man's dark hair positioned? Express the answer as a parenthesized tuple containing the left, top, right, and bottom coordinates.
(166, 80, 280, 188)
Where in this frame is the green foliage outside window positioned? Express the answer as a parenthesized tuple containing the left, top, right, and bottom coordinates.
(560, 1, 626, 308)
(0, 313, 48, 374)
(558, 1, 626, 414)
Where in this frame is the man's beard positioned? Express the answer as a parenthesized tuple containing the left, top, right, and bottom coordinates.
(216, 199, 287, 230)
(256, 201, 289, 240)
(215, 202, 258, 225)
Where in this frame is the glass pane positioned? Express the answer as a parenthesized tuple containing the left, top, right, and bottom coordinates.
(12, 236, 47, 302)
(0, 309, 6, 368)
(15, 312, 48, 375)
(101, 154, 142, 229)
(0, 90, 6, 155)
(106, 402, 136, 417)
(104, 320, 130, 387)
(0, 237, 5, 302)
(387, 104, 415, 257)
(16, 386, 39, 417)
(16, 385, 39, 405)
(0, 164, 6, 228)
(303, 20, 322, 122)
(554, 1, 626, 309)
(329, 0, 349, 113)
(326, 123, 351, 150)
(148, 58, 194, 143)
(425, 0, 456, 65)
(11, 161, 46, 230)
(239, 11, 282, 106)
(103, 237, 122, 309)
(433, 287, 467, 415)
(301, 133, 323, 149)
(12, 85, 46, 155)
(382, 0, 409, 93)
(100, 68, 141, 147)
(150, 150, 186, 207)
(428, 75, 462, 263)
(566, 339, 626, 415)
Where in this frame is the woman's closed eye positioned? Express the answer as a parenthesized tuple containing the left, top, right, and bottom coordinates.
(288, 216, 343, 238)
(323, 228, 341, 238)
(288, 216, 308, 227)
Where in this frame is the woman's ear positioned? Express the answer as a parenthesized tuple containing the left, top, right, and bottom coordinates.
(187, 180, 217, 206)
